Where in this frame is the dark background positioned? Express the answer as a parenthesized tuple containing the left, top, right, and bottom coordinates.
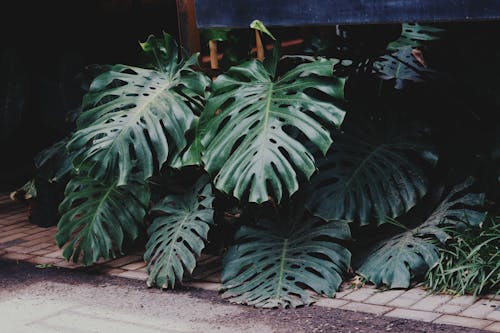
(0, 0, 179, 190)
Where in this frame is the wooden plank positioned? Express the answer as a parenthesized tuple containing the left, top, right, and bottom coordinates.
(177, 0, 201, 54)
(195, 0, 500, 28)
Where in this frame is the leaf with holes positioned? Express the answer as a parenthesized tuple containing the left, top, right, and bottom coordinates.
(201, 56, 346, 204)
(145, 176, 214, 288)
(56, 176, 150, 265)
(358, 178, 486, 288)
(307, 119, 438, 225)
(68, 33, 209, 185)
(221, 204, 351, 308)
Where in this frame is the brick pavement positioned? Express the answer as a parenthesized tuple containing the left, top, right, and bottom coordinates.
(0, 194, 498, 332)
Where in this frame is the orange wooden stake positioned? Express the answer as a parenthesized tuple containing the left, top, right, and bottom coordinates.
(209, 40, 219, 70)
(255, 30, 265, 61)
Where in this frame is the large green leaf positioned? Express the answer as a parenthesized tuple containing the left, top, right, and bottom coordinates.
(201, 57, 346, 204)
(221, 204, 351, 308)
(307, 120, 438, 225)
(145, 176, 214, 288)
(68, 33, 209, 185)
(56, 176, 150, 265)
(358, 178, 486, 289)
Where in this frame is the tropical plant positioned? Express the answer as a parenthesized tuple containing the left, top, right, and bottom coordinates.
(201, 27, 346, 203)
(425, 216, 499, 296)
(51, 22, 352, 308)
(358, 178, 487, 288)
(56, 175, 150, 265)
(221, 200, 350, 307)
(374, 23, 443, 89)
(67, 33, 209, 185)
(145, 176, 214, 288)
(43, 20, 496, 309)
(307, 117, 438, 225)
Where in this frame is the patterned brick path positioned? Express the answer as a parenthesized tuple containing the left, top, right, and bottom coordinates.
(0, 194, 498, 332)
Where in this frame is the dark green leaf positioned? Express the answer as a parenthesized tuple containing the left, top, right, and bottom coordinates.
(56, 176, 150, 265)
(375, 46, 434, 90)
(145, 176, 214, 288)
(308, 120, 438, 225)
(222, 204, 351, 308)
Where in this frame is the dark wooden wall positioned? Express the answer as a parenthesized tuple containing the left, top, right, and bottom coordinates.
(195, 0, 500, 28)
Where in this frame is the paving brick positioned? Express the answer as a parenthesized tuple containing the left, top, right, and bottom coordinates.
(0, 232, 28, 243)
(106, 268, 127, 276)
(105, 255, 142, 268)
(27, 256, 57, 265)
(4, 245, 28, 253)
(461, 299, 499, 319)
(23, 242, 54, 253)
(115, 270, 149, 281)
(0, 217, 27, 226)
(20, 236, 56, 248)
(204, 273, 221, 283)
(2, 252, 34, 261)
(0, 228, 29, 238)
(16, 227, 46, 235)
(315, 298, 349, 309)
(365, 290, 405, 305)
(485, 322, 500, 332)
(447, 295, 479, 306)
(433, 315, 492, 329)
(53, 260, 82, 269)
(387, 288, 428, 308)
(121, 261, 147, 271)
(0, 223, 30, 232)
(486, 309, 500, 321)
(386, 308, 441, 322)
(411, 294, 451, 311)
(435, 304, 467, 314)
(21, 230, 55, 241)
(31, 247, 59, 256)
(342, 288, 377, 302)
(44, 250, 64, 259)
(485, 295, 500, 301)
(340, 302, 392, 315)
(184, 281, 221, 291)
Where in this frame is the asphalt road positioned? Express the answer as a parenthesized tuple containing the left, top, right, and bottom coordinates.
(0, 259, 488, 333)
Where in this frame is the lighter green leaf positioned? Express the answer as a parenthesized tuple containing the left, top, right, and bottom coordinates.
(56, 176, 150, 265)
(250, 20, 276, 40)
(69, 33, 209, 185)
(222, 204, 351, 308)
(145, 176, 214, 288)
(202, 58, 346, 204)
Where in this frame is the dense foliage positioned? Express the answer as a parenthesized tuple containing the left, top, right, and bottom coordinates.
(18, 20, 498, 307)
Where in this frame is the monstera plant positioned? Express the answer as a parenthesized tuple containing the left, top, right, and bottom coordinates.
(55, 23, 351, 306)
(50, 21, 491, 308)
